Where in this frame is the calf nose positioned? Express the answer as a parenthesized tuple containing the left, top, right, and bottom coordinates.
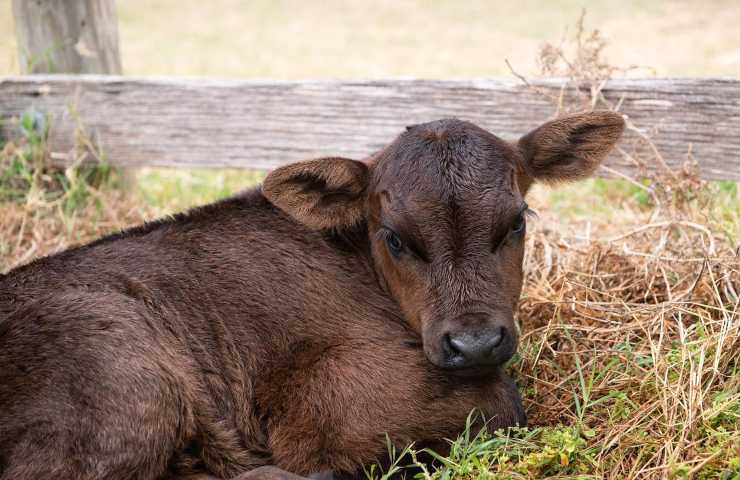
(445, 326, 508, 368)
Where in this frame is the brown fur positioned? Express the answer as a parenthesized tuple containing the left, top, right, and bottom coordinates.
(0, 112, 623, 480)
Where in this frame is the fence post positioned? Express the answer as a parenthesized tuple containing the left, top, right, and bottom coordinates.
(12, 0, 122, 75)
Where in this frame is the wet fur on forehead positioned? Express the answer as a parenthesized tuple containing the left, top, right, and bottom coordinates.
(372, 118, 519, 200)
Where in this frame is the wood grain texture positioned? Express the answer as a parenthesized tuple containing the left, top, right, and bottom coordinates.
(0, 75, 738, 179)
(12, 0, 122, 74)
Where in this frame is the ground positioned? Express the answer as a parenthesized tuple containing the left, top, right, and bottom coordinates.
(0, 1, 738, 479)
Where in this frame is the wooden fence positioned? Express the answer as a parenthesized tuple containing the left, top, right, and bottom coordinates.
(1, 75, 740, 180)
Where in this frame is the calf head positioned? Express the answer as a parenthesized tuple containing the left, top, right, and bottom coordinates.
(264, 112, 624, 374)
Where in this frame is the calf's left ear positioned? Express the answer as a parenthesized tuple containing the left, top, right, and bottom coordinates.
(263, 157, 369, 230)
(516, 111, 625, 192)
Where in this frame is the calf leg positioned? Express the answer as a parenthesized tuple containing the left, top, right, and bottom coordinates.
(231, 467, 333, 480)
(260, 338, 525, 475)
(177, 466, 329, 480)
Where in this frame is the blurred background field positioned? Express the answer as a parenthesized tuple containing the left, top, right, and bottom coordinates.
(5, 0, 740, 79)
(1, 1, 738, 478)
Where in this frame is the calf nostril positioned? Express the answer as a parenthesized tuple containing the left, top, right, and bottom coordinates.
(446, 333, 464, 356)
(489, 327, 505, 349)
(444, 333, 462, 357)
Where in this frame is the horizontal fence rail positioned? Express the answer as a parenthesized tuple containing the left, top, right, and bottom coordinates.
(1, 75, 739, 180)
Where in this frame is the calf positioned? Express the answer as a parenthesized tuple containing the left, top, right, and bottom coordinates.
(0, 112, 624, 480)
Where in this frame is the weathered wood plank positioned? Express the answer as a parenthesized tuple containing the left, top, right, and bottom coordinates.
(12, 0, 122, 74)
(1, 75, 738, 179)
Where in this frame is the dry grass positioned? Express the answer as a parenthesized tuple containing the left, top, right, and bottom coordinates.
(0, 188, 147, 272)
(0, 112, 151, 272)
(513, 206, 739, 477)
(512, 18, 738, 478)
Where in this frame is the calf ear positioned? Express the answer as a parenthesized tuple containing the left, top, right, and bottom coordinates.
(262, 157, 370, 230)
(516, 111, 625, 191)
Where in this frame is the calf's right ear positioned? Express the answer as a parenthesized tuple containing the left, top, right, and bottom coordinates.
(262, 157, 369, 230)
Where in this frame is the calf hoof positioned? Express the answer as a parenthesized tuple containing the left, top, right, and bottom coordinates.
(505, 374, 527, 428)
(308, 471, 335, 480)
(487, 372, 527, 429)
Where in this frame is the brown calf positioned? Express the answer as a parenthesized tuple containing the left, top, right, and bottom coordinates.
(0, 112, 623, 480)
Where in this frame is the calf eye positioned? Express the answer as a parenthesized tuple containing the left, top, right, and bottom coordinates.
(511, 214, 526, 234)
(385, 230, 404, 257)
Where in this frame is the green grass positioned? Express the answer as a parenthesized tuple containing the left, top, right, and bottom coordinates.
(0, 109, 116, 212)
(136, 167, 264, 212)
(362, 349, 739, 479)
(366, 408, 739, 479)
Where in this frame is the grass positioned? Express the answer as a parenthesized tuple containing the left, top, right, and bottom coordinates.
(1, 3, 739, 479)
(0, 110, 147, 272)
(136, 167, 264, 213)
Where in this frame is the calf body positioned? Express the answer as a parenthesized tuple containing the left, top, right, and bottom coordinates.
(0, 113, 623, 479)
